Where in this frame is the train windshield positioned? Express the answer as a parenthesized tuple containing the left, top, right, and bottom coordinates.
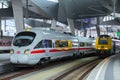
(98, 40, 108, 44)
(13, 32, 36, 47)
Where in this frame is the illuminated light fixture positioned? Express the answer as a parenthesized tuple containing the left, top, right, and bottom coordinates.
(10, 49, 14, 54)
(98, 48, 101, 49)
(47, 0, 58, 3)
(25, 28, 30, 32)
(104, 48, 108, 50)
(24, 49, 29, 54)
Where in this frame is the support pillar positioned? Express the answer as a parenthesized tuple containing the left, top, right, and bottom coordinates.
(11, 0, 24, 32)
(96, 17, 100, 37)
(51, 19, 56, 31)
(67, 18, 75, 36)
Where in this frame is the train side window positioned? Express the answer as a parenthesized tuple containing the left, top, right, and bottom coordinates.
(34, 40, 43, 49)
(55, 40, 68, 48)
(34, 39, 52, 49)
(59, 41, 68, 47)
(72, 42, 78, 47)
(79, 42, 84, 47)
(44, 40, 52, 48)
(86, 43, 92, 46)
(5, 41, 12, 46)
(0, 41, 2, 46)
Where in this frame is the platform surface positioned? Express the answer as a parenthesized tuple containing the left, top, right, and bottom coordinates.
(85, 53, 120, 80)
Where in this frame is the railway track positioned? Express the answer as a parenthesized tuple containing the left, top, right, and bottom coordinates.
(0, 56, 102, 80)
(0, 58, 73, 80)
(49, 59, 101, 80)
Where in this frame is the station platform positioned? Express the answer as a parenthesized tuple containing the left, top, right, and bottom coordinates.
(85, 53, 120, 80)
(0, 53, 10, 61)
(0, 60, 13, 73)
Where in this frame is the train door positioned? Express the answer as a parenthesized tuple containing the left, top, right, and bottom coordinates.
(43, 39, 52, 57)
(55, 40, 67, 57)
(59, 40, 73, 57)
(54, 40, 72, 58)
(72, 40, 79, 56)
(34, 39, 52, 58)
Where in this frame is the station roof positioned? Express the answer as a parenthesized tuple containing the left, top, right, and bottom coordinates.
(0, 0, 120, 29)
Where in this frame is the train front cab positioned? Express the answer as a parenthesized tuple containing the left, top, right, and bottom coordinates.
(95, 36, 112, 57)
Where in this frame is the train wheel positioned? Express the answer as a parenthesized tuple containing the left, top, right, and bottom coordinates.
(73, 53, 76, 57)
(112, 52, 115, 55)
(40, 58, 50, 65)
(40, 59, 47, 65)
(82, 52, 84, 57)
(79, 53, 83, 58)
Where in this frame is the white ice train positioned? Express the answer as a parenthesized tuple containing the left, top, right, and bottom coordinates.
(10, 28, 95, 65)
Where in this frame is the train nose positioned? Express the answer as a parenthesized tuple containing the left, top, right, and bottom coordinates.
(101, 46, 104, 48)
(10, 54, 28, 64)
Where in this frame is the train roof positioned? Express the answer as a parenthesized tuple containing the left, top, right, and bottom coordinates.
(99, 35, 110, 38)
(18, 28, 94, 42)
(19, 28, 76, 39)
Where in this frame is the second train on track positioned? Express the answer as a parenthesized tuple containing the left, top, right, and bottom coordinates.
(95, 35, 120, 57)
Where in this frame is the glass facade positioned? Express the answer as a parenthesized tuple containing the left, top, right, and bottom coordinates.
(0, 0, 8, 9)
(1, 19, 16, 36)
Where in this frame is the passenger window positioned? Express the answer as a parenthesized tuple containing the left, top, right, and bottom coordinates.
(72, 42, 78, 47)
(44, 40, 52, 48)
(59, 41, 68, 47)
(85, 43, 92, 46)
(55, 40, 68, 48)
(5, 40, 12, 46)
(86, 43, 90, 46)
(79, 42, 85, 47)
(0, 41, 2, 46)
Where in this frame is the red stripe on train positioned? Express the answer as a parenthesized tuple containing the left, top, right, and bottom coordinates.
(31, 50, 46, 54)
(49, 49, 73, 52)
(78, 48, 92, 50)
(49, 48, 92, 52)
(30, 48, 93, 54)
(49, 49, 62, 52)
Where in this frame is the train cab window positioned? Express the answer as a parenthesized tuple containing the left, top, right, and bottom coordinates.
(34, 39, 52, 49)
(79, 42, 85, 47)
(98, 40, 108, 44)
(13, 32, 36, 47)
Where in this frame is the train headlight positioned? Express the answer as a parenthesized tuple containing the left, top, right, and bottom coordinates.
(24, 49, 29, 54)
(104, 48, 108, 50)
(98, 48, 101, 50)
(10, 49, 14, 54)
